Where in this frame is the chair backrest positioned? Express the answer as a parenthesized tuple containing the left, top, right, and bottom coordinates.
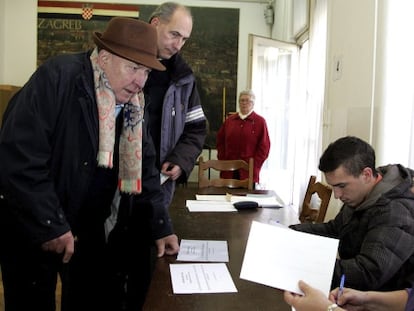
(0, 85, 21, 127)
(198, 156, 254, 190)
(299, 175, 333, 223)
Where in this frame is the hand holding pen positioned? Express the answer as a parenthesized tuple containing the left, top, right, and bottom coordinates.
(336, 274, 345, 304)
(326, 274, 345, 310)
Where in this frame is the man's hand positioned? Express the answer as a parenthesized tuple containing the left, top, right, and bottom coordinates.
(155, 234, 180, 257)
(41, 231, 75, 263)
(284, 280, 336, 311)
(161, 162, 182, 181)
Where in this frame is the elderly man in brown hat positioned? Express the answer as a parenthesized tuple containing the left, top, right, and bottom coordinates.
(0, 17, 179, 311)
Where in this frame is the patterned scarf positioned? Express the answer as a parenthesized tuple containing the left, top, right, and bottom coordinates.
(90, 48, 143, 194)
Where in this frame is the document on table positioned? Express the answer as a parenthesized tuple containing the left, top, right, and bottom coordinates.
(186, 200, 237, 212)
(177, 239, 229, 262)
(170, 263, 238, 294)
(240, 221, 339, 296)
(195, 193, 285, 208)
(195, 194, 228, 201)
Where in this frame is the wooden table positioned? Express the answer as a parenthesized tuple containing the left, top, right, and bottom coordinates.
(143, 185, 299, 311)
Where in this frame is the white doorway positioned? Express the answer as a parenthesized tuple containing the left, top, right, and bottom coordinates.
(248, 34, 299, 205)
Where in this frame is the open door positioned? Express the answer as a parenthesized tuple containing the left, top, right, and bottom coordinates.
(248, 34, 299, 204)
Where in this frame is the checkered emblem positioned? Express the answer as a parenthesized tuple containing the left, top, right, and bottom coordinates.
(82, 5, 93, 20)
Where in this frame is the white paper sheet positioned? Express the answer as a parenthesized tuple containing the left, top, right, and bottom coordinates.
(170, 263, 238, 294)
(186, 200, 237, 212)
(240, 221, 339, 296)
(195, 194, 229, 201)
(193, 193, 284, 209)
(246, 192, 286, 206)
(177, 239, 229, 262)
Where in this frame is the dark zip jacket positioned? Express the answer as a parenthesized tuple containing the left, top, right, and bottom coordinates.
(0, 51, 173, 247)
(291, 164, 414, 291)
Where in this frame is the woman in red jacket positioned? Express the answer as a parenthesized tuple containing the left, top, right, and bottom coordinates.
(216, 89, 270, 185)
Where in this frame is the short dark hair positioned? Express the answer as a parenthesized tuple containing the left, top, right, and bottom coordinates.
(318, 136, 377, 177)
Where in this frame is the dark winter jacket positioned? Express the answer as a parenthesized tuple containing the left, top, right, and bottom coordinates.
(291, 164, 414, 291)
(0, 51, 173, 247)
(145, 53, 207, 208)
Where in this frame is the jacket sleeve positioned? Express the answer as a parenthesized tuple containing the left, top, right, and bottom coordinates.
(0, 62, 71, 246)
(139, 116, 174, 239)
(332, 201, 414, 290)
(289, 216, 341, 238)
(165, 83, 207, 182)
(216, 121, 226, 160)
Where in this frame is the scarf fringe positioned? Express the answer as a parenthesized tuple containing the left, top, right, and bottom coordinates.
(97, 151, 114, 168)
(119, 179, 142, 194)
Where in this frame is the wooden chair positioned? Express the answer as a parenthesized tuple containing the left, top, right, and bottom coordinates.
(0, 85, 20, 127)
(198, 156, 254, 190)
(299, 175, 333, 223)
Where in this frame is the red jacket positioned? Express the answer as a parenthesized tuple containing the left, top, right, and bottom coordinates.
(216, 111, 270, 183)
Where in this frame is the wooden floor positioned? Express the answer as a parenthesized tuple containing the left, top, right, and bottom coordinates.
(0, 270, 61, 311)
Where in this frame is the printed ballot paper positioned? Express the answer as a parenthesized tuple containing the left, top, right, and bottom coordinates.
(187, 193, 284, 212)
(240, 221, 339, 296)
(186, 200, 237, 212)
(177, 239, 229, 262)
(170, 263, 237, 294)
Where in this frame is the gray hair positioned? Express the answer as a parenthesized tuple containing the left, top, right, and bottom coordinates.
(149, 2, 192, 23)
(239, 89, 255, 103)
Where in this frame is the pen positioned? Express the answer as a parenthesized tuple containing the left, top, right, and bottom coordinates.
(337, 274, 345, 303)
(258, 204, 283, 209)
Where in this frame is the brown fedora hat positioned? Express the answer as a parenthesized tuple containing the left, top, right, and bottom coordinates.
(93, 17, 165, 71)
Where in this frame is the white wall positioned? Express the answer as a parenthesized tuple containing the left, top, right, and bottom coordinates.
(1, 0, 38, 85)
(272, 0, 291, 41)
(321, 0, 414, 220)
(324, 0, 377, 146)
(0, 0, 5, 82)
(373, 0, 414, 166)
(324, 0, 414, 167)
(1, 0, 270, 96)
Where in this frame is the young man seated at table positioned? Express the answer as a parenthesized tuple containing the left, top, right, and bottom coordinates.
(290, 136, 414, 291)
